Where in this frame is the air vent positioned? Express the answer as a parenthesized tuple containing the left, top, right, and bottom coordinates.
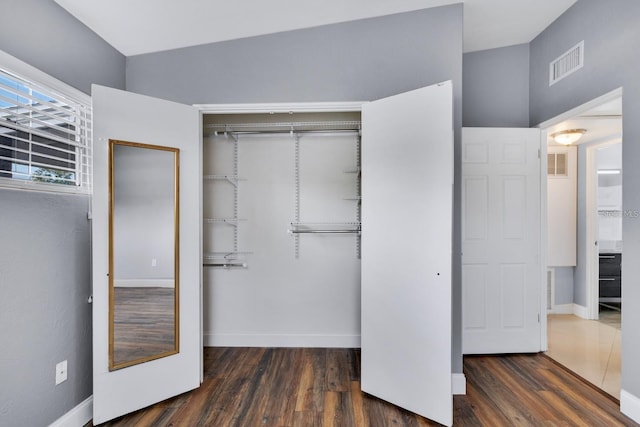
(549, 41, 584, 86)
(548, 152, 568, 176)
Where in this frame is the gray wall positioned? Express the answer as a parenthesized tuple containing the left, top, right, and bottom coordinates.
(0, 0, 125, 94)
(127, 5, 465, 373)
(0, 190, 92, 427)
(462, 44, 530, 127)
(554, 267, 575, 306)
(529, 0, 640, 399)
(0, 2, 125, 426)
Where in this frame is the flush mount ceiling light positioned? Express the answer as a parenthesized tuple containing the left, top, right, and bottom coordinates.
(551, 128, 587, 145)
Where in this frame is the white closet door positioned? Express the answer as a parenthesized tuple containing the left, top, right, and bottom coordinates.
(361, 82, 453, 426)
(92, 85, 202, 424)
(461, 127, 541, 354)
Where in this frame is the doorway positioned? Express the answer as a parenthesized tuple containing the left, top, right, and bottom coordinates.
(541, 90, 623, 398)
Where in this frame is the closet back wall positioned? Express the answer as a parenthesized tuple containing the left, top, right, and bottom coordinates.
(203, 117, 361, 346)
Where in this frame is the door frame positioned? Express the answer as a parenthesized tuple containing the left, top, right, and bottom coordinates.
(195, 101, 365, 114)
(585, 138, 623, 318)
(536, 88, 623, 331)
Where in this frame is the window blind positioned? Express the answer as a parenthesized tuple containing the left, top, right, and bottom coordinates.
(0, 68, 91, 192)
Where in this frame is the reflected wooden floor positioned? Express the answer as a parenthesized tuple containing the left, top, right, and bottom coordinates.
(113, 287, 175, 365)
(92, 348, 637, 426)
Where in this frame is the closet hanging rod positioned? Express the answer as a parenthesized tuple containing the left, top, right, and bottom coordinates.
(205, 120, 361, 135)
(288, 229, 361, 234)
(210, 129, 360, 137)
(203, 262, 248, 268)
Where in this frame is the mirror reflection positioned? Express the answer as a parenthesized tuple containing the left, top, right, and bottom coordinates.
(109, 140, 179, 370)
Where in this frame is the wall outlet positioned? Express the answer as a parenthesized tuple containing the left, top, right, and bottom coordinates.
(55, 360, 67, 385)
(151, 258, 157, 267)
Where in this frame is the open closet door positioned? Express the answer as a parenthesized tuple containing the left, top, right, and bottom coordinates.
(361, 81, 453, 426)
(91, 85, 202, 424)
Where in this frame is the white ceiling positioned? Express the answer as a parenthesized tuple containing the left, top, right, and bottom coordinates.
(54, 0, 576, 56)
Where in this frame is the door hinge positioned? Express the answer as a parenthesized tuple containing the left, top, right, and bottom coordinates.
(538, 148, 541, 159)
(538, 313, 541, 323)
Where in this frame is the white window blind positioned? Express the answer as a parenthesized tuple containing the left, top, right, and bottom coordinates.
(0, 68, 91, 192)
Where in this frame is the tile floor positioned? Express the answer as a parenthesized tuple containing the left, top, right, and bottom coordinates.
(546, 310, 621, 399)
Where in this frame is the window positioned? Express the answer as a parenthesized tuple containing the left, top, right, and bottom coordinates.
(0, 67, 91, 193)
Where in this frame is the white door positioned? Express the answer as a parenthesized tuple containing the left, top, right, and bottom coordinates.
(361, 82, 453, 426)
(92, 85, 202, 424)
(462, 127, 541, 354)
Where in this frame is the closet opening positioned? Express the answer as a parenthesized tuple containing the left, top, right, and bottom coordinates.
(201, 111, 363, 348)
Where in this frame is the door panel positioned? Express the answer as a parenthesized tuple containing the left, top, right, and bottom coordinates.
(462, 127, 541, 354)
(361, 82, 453, 426)
(92, 85, 202, 424)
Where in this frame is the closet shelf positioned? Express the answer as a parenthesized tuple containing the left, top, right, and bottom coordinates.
(288, 222, 361, 235)
(203, 175, 245, 186)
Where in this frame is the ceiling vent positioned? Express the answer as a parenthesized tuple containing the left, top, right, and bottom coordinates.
(549, 41, 584, 86)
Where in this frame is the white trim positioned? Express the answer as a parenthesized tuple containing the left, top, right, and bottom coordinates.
(198, 111, 204, 384)
(0, 176, 89, 195)
(584, 137, 623, 320)
(452, 373, 466, 395)
(536, 87, 623, 130)
(194, 101, 366, 114)
(204, 333, 361, 348)
(621, 390, 640, 424)
(114, 279, 175, 288)
(540, 132, 549, 352)
(48, 396, 93, 427)
(548, 303, 574, 315)
(0, 49, 90, 105)
(585, 144, 599, 320)
(572, 303, 589, 319)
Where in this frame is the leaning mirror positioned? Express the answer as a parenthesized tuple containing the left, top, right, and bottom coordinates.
(109, 139, 180, 370)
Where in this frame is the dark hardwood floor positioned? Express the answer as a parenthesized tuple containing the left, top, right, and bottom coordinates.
(92, 348, 638, 426)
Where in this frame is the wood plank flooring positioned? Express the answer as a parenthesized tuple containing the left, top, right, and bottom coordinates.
(92, 348, 638, 426)
(112, 287, 175, 365)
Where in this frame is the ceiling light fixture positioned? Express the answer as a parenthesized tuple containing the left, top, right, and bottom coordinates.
(551, 129, 586, 145)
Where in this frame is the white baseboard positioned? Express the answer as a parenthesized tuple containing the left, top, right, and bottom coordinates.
(621, 390, 640, 424)
(548, 303, 574, 314)
(204, 332, 361, 348)
(114, 279, 174, 288)
(572, 303, 589, 319)
(452, 373, 466, 395)
(48, 396, 92, 427)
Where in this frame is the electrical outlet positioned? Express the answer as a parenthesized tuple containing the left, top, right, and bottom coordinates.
(151, 258, 157, 267)
(55, 360, 67, 385)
